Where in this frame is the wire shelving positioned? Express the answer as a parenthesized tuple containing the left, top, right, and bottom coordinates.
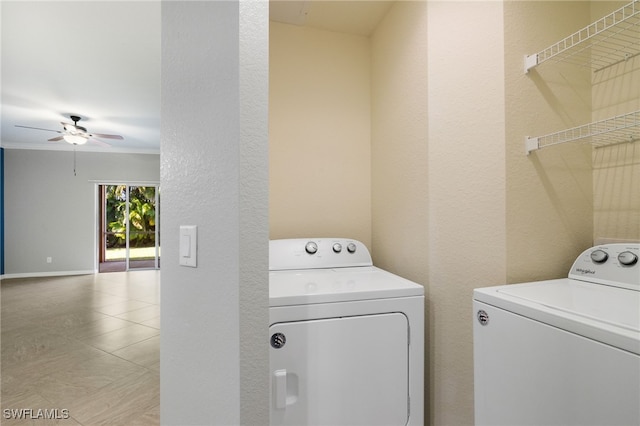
(525, 110, 640, 154)
(524, 0, 640, 73)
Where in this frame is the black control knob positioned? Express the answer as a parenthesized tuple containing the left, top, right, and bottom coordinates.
(590, 249, 608, 264)
(618, 251, 638, 266)
(347, 243, 357, 253)
(305, 241, 318, 255)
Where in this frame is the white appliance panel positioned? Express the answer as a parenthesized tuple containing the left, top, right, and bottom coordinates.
(269, 266, 424, 307)
(269, 238, 424, 425)
(497, 279, 639, 329)
(269, 238, 373, 270)
(474, 243, 640, 425)
(568, 243, 639, 290)
(475, 279, 640, 354)
(473, 300, 640, 426)
(270, 313, 409, 426)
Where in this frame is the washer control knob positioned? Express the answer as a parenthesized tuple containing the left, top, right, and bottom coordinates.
(590, 249, 608, 264)
(347, 242, 357, 253)
(305, 241, 318, 255)
(618, 251, 638, 266)
(332, 243, 342, 253)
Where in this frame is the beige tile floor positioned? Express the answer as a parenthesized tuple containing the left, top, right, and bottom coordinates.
(1, 271, 160, 425)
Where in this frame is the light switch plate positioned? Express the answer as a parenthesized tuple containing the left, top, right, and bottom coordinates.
(179, 225, 197, 267)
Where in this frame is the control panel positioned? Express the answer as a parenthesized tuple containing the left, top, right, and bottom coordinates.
(269, 238, 373, 271)
(569, 243, 639, 291)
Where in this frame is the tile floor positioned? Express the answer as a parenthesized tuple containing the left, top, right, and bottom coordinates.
(1, 271, 160, 425)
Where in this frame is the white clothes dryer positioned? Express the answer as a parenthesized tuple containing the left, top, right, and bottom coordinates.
(473, 243, 640, 426)
(269, 238, 424, 426)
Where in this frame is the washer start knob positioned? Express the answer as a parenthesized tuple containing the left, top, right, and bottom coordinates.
(332, 243, 342, 253)
(347, 243, 357, 253)
(618, 251, 638, 266)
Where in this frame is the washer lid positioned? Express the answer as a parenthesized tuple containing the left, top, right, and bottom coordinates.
(269, 266, 424, 307)
(474, 279, 640, 355)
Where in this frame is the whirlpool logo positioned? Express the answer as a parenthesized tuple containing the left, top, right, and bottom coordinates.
(576, 268, 596, 275)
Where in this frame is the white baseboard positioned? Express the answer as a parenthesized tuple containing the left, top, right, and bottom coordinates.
(1, 270, 96, 280)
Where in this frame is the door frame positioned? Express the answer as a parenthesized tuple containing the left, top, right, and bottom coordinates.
(95, 181, 160, 272)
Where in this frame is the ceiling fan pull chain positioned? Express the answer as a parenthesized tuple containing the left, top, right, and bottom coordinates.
(73, 148, 77, 176)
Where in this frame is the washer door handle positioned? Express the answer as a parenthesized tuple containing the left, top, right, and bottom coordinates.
(274, 369, 287, 409)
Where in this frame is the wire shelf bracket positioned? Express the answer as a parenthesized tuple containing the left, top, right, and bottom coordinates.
(525, 110, 640, 155)
(524, 0, 640, 73)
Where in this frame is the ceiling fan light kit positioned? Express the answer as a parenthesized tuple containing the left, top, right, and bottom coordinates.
(63, 134, 88, 145)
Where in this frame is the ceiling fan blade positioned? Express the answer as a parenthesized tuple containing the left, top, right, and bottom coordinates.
(90, 133, 124, 140)
(89, 138, 111, 147)
(15, 125, 62, 134)
(17, 119, 123, 145)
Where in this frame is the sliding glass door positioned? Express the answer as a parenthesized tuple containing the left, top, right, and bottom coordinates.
(99, 184, 160, 272)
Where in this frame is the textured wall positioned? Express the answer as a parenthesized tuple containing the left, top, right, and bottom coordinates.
(425, 3, 507, 424)
(371, 1, 428, 286)
(239, 1, 270, 424)
(369, 2, 430, 417)
(3, 149, 159, 276)
(160, 1, 268, 424)
(591, 1, 640, 243)
(372, 2, 506, 424)
(505, 1, 594, 284)
(269, 22, 372, 247)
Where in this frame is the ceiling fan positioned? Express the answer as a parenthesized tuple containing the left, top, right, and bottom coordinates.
(15, 115, 124, 146)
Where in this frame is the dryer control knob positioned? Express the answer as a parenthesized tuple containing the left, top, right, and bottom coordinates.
(305, 241, 318, 255)
(332, 243, 342, 253)
(590, 249, 609, 264)
(618, 251, 638, 266)
(347, 242, 357, 253)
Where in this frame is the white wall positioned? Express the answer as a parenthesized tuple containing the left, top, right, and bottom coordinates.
(370, 2, 507, 424)
(425, 3, 506, 424)
(160, 1, 268, 424)
(269, 21, 372, 247)
(371, 1, 428, 285)
(591, 1, 640, 243)
(3, 149, 159, 276)
(505, 1, 594, 285)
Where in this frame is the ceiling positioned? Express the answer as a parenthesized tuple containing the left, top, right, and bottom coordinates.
(1, 1, 392, 154)
(270, 1, 394, 36)
(1, 1, 161, 154)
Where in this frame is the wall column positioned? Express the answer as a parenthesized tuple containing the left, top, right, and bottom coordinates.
(160, 1, 269, 424)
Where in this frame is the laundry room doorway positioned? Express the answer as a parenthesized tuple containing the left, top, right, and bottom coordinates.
(98, 183, 161, 272)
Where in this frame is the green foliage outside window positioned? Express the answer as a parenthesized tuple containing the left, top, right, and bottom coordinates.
(106, 185, 156, 248)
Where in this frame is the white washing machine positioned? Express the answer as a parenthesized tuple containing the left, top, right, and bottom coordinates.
(269, 238, 424, 426)
(473, 243, 640, 426)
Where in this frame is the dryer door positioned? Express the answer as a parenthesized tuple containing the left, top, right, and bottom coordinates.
(269, 313, 409, 426)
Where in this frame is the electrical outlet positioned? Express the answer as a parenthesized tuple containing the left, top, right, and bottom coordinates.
(46, 257, 52, 263)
